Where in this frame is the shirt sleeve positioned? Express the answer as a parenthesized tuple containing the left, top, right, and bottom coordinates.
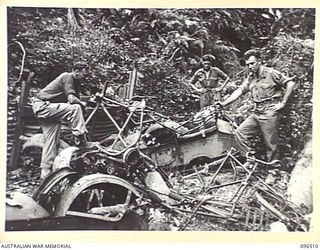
(238, 76, 250, 94)
(62, 74, 77, 97)
(214, 68, 228, 80)
(270, 69, 291, 88)
(190, 69, 202, 84)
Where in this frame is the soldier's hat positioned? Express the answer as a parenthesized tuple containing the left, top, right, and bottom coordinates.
(202, 54, 216, 64)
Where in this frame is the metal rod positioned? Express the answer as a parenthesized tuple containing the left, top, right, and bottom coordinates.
(101, 105, 122, 131)
(66, 210, 123, 222)
(259, 210, 265, 230)
(192, 165, 205, 186)
(230, 163, 258, 203)
(206, 152, 232, 188)
(174, 207, 233, 219)
(252, 209, 258, 230)
(125, 190, 132, 206)
(245, 209, 251, 230)
(101, 105, 128, 147)
(255, 191, 289, 222)
(85, 104, 100, 125)
(207, 180, 242, 192)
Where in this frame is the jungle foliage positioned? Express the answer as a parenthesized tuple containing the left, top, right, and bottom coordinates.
(7, 7, 315, 161)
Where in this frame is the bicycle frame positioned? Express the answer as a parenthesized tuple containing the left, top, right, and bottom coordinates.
(179, 147, 308, 231)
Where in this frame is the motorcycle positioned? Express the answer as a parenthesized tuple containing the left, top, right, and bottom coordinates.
(6, 87, 239, 231)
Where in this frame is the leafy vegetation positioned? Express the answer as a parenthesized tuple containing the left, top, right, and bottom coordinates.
(7, 7, 314, 163)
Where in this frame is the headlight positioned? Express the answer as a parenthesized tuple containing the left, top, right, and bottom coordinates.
(123, 148, 143, 167)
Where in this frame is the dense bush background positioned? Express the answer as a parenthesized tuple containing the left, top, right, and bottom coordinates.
(7, 7, 314, 163)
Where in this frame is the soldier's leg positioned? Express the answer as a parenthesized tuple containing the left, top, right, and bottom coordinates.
(36, 102, 87, 136)
(259, 111, 281, 161)
(42, 103, 98, 148)
(235, 114, 260, 158)
(40, 121, 61, 179)
(200, 92, 211, 109)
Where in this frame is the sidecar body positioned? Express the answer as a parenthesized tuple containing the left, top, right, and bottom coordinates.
(140, 118, 237, 170)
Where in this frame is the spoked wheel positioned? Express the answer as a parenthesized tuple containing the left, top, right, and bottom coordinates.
(54, 173, 148, 230)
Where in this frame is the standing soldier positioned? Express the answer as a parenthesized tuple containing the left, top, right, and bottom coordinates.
(190, 54, 230, 109)
(220, 50, 296, 161)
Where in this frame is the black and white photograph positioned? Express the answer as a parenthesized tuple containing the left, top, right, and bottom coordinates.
(4, 6, 316, 235)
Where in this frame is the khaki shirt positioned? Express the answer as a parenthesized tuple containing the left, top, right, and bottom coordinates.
(37, 72, 80, 103)
(191, 67, 228, 90)
(239, 66, 290, 103)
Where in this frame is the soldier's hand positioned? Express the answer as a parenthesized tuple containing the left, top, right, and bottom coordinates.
(188, 83, 204, 93)
(86, 99, 97, 108)
(269, 102, 286, 111)
(105, 86, 115, 97)
(215, 101, 224, 107)
(78, 101, 88, 114)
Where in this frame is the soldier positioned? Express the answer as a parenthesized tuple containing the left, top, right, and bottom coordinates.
(32, 62, 98, 180)
(190, 54, 230, 109)
(220, 49, 296, 161)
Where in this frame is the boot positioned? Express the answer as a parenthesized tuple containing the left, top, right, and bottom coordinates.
(74, 134, 99, 149)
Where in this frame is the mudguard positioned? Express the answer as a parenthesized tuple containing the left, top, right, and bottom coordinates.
(54, 173, 142, 217)
(32, 167, 78, 202)
(52, 146, 79, 171)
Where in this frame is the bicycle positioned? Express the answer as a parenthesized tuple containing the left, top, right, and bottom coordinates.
(174, 148, 309, 231)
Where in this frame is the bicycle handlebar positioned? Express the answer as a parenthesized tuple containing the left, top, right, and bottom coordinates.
(245, 152, 283, 167)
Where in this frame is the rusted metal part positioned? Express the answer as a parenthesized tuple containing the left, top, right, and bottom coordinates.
(243, 207, 268, 231)
(6, 192, 50, 221)
(206, 180, 242, 193)
(53, 173, 142, 217)
(6, 216, 117, 231)
(192, 165, 205, 188)
(66, 209, 124, 222)
(14, 93, 309, 232)
(180, 149, 307, 231)
(255, 191, 290, 223)
(178, 194, 236, 231)
(32, 167, 78, 201)
(230, 162, 259, 203)
(6, 210, 148, 231)
(259, 210, 265, 230)
(143, 126, 237, 170)
(206, 149, 237, 188)
(245, 208, 251, 230)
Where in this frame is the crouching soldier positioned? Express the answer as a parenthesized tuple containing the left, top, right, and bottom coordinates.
(32, 62, 98, 180)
